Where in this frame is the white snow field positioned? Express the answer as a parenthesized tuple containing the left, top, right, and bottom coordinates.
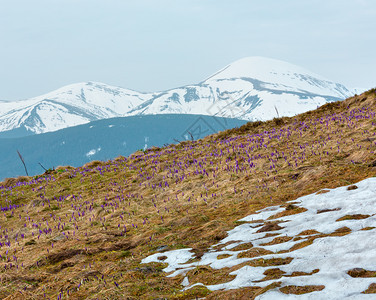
(142, 177, 376, 299)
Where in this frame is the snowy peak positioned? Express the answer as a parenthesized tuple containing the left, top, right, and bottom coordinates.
(29, 81, 150, 112)
(0, 82, 153, 134)
(0, 57, 354, 135)
(206, 57, 327, 81)
(205, 56, 350, 99)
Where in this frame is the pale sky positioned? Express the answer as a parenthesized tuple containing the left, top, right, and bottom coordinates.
(0, 0, 375, 100)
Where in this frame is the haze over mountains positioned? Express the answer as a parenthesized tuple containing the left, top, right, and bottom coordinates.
(0, 57, 353, 136)
(0, 114, 246, 179)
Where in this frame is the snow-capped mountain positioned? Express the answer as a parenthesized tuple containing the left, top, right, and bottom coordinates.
(0, 82, 151, 134)
(0, 57, 353, 135)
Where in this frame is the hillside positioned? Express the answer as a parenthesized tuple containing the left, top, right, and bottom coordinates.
(0, 88, 375, 299)
(0, 57, 352, 136)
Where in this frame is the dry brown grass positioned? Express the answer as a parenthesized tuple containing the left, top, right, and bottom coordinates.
(0, 176, 31, 188)
(237, 247, 274, 258)
(256, 222, 284, 233)
(316, 189, 330, 195)
(331, 226, 352, 236)
(287, 226, 353, 252)
(206, 282, 281, 300)
(205, 287, 261, 300)
(230, 242, 254, 251)
(268, 207, 307, 219)
(347, 268, 376, 278)
(347, 185, 358, 190)
(217, 254, 232, 260)
(0, 91, 375, 298)
(260, 236, 293, 246)
(297, 229, 321, 236)
(288, 238, 315, 252)
(336, 214, 371, 221)
(280, 285, 325, 294)
(363, 283, 376, 294)
(186, 265, 236, 285)
(246, 257, 293, 267)
(361, 227, 376, 231)
(317, 208, 341, 214)
(259, 268, 286, 281)
(212, 240, 243, 251)
(286, 269, 320, 277)
(257, 268, 320, 282)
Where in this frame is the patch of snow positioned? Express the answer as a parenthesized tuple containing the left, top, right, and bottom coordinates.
(142, 177, 376, 299)
(181, 276, 190, 287)
(85, 147, 101, 158)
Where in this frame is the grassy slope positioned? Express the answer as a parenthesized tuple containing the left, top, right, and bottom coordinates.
(0, 89, 376, 299)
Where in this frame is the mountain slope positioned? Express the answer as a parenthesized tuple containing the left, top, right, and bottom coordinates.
(0, 57, 353, 135)
(0, 82, 151, 134)
(205, 57, 350, 98)
(0, 114, 246, 180)
(0, 89, 375, 299)
(129, 57, 351, 121)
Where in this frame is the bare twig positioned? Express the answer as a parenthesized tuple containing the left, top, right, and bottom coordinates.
(17, 150, 29, 176)
(274, 105, 280, 118)
(38, 162, 47, 171)
(187, 131, 194, 142)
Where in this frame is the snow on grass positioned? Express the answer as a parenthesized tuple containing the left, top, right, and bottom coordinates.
(142, 177, 376, 298)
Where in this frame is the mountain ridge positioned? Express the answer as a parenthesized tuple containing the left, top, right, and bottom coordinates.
(0, 57, 353, 135)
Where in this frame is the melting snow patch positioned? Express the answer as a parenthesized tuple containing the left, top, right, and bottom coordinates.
(85, 147, 101, 158)
(142, 177, 376, 299)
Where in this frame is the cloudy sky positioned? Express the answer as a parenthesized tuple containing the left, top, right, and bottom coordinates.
(0, 0, 375, 100)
